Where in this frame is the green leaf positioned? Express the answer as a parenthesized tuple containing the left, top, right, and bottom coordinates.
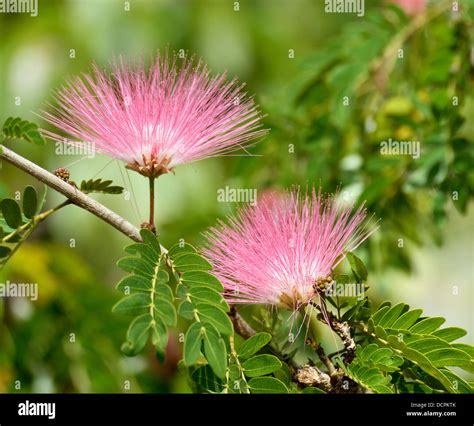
(346, 252, 368, 282)
(346, 364, 393, 394)
(242, 354, 282, 377)
(386, 335, 456, 392)
(1, 199, 22, 228)
(174, 253, 211, 272)
(22, 186, 38, 219)
(203, 326, 227, 379)
(184, 322, 204, 366)
(121, 314, 152, 356)
(116, 275, 151, 293)
(406, 337, 447, 353)
(374, 325, 388, 340)
(371, 304, 391, 324)
(343, 343, 399, 393)
(333, 274, 351, 284)
(155, 283, 173, 301)
(0, 246, 11, 258)
(370, 348, 394, 364)
(117, 257, 155, 277)
(248, 377, 288, 394)
(409, 317, 446, 334)
(365, 304, 472, 392)
(191, 365, 224, 393)
(356, 344, 402, 373)
(168, 242, 197, 258)
(425, 348, 472, 369)
(125, 243, 158, 264)
(181, 271, 224, 292)
(432, 327, 467, 342)
(114, 231, 177, 358)
(378, 302, 408, 328)
(2, 117, 45, 145)
(441, 369, 473, 394)
(237, 332, 272, 359)
(196, 303, 233, 335)
(452, 343, 474, 359)
(150, 315, 168, 353)
(188, 287, 229, 311)
(112, 294, 149, 316)
(359, 343, 378, 360)
(153, 297, 177, 327)
(391, 309, 423, 330)
(176, 283, 187, 299)
(178, 300, 195, 320)
(227, 364, 243, 387)
(139, 228, 161, 254)
(273, 362, 293, 385)
(80, 178, 123, 195)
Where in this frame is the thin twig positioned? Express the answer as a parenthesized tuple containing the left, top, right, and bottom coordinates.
(303, 304, 338, 376)
(0, 199, 72, 267)
(309, 339, 338, 377)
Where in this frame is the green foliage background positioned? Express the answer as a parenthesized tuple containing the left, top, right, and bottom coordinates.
(0, 0, 472, 393)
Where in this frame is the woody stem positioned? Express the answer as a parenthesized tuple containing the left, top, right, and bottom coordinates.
(310, 298, 356, 364)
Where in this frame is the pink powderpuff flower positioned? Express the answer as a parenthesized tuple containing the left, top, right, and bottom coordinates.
(203, 188, 377, 309)
(41, 51, 267, 177)
(389, 0, 427, 16)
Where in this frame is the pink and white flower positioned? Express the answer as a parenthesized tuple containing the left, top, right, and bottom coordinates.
(203, 188, 377, 309)
(42, 52, 267, 177)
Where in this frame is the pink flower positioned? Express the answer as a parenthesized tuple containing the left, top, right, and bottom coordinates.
(203, 188, 377, 309)
(42, 52, 267, 177)
(389, 0, 426, 16)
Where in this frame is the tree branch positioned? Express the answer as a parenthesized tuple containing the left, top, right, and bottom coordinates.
(318, 308, 356, 364)
(228, 306, 256, 339)
(328, 313, 356, 363)
(310, 295, 356, 364)
(0, 144, 141, 242)
(306, 338, 338, 377)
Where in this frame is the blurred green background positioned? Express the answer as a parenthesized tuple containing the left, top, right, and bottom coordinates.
(0, 0, 472, 392)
